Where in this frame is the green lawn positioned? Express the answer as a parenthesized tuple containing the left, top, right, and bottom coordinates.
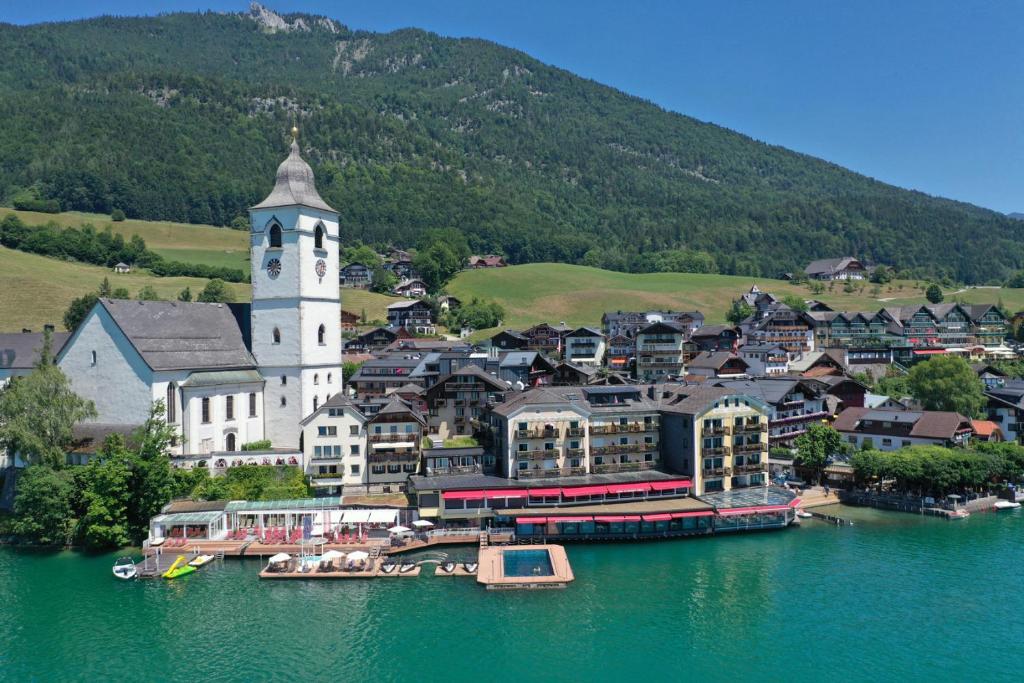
(342, 288, 399, 325)
(0, 246, 249, 331)
(448, 263, 1020, 330)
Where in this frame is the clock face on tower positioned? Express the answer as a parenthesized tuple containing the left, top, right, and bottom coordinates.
(315, 259, 327, 278)
(266, 258, 282, 279)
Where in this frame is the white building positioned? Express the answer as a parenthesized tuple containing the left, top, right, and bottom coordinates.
(301, 394, 368, 494)
(52, 132, 341, 470)
(563, 327, 607, 367)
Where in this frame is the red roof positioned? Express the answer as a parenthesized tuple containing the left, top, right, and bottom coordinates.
(485, 489, 528, 498)
(649, 480, 692, 491)
(516, 517, 547, 524)
(971, 420, 1001, 438)
(442, 490, 486, 500)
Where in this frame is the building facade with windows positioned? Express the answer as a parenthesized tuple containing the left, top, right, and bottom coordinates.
(366, 397, 426, 491)
(635, 322, 686, 381)
(300, 394, 368, 492)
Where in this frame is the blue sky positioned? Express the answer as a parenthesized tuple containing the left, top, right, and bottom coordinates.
(5, 1, 1022, 213)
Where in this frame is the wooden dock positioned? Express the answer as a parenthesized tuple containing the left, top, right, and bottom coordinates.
(476, 544, 573, 590)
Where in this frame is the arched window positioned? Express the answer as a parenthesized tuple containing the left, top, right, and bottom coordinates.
(225, 433, 237, 452)
(314, 224, 325, 250)
(249, 392, 257, 417)
(317, 324, 326, 345)
(281, 375, 287, 386)
(327, 373, 332, 384)
(281, 396, 287, 407)
(314, 373, 319, 385)
(201, 397, 211, 423)
(272, 328, 281, 344)
(313, 396, 319, 411)
(90, 350, 97, 366)
(166, 384, 176, 423)
(269, 223, 282, 248)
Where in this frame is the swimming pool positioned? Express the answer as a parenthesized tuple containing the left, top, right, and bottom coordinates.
(502, 549, 554, 577)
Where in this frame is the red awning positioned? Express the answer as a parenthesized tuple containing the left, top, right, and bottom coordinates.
(548, 516, 592, 523)
(649, 480, 692, 491)
(442, 490, 486, 500)
(562, 486, 609, 497)
(594, 515, 641, 522)
(913, 349, 946, 355)
(606, 483, 651, 494)
(717, 505, 790, 516)
(788, 497, 802, 508)
(671, 511, 715, 518)
(516, 517, 547, 524)
(528, 488, 562, 497)
(486, 489, 528, 498)
(642, 514, 673, 522)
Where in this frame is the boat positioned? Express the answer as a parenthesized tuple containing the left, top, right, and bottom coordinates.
(162, 555, 197, 579)
(948, 509, 970, 520)
(188, 554, 215, 568)
(994, 500, 1021, 511)
(112, 557, 137, 580)
(796, 510, 813, 519)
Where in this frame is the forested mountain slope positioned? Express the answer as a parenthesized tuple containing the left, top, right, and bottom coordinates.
(0, 4, 1020, 282)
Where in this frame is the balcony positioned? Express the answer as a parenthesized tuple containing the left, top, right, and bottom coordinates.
(515, 427, 562, 439)
(589, 421, 659, 435)
(702, 466, 732, 477)
(567, 427, 586, 437)
(640, 343, 681, 352)
(426, 464, 483, 476)
(592, 461, 657, 474)
(773, 411, 829, 426)
(734, 420, 767, 433)
(311, 453, 346, 462)
(702, 446, 730, 457)
(704, 424, 729, 437)
(592, 443, 651, 456)
(369, 433, 417, 444)
(368, 452, 419, 463)
(518, 466, 587, 479)
(566, 448, 586, 458)
(733, 442, 765, 455)
(733, 462, 767, 474)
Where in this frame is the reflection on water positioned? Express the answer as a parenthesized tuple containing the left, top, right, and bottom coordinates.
(1, 509, 1023, 682)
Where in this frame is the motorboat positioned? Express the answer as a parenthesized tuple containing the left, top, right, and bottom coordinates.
(948, 509, 970, 520)
(112, 557, 137, 580)
(795, 510, 813, 519)
(993, 500, 1021, 511)
(462, 562, 479, 574)
(188, 554, 215, 568)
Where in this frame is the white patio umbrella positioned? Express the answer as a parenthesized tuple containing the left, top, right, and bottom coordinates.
(388, 525, 412, 535)
(268, 552, 291, 563)
(411, 520, 434, 528)
(346, 550, 369, 561)
(321, 550, 346, 561)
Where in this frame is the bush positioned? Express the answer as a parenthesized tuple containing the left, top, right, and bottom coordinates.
(241, 439, 272, 451)
(111, 209, 126, 222)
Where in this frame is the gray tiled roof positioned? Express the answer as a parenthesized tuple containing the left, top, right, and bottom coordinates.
(99, 299, 256, 371)
(251, 140, 336, 212)
(0, 332, 70, 370)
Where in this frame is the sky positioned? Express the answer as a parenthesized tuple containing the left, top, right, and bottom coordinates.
(4, 1, 1022, 213)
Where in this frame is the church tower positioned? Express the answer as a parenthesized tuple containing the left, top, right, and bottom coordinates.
(249, 128, 342, 448)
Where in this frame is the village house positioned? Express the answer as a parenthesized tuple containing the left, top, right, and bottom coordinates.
(339, 262, 373, 288)
(601, 310, 704, 339)
(386, 300, 436, 335)
(490, 329, 529, 351)
(393, 278, 428, 298)
(710, 377, 830, 447)
(606, 334, 635, 373)
(635, 321, 686, 381)
(340, 309, 360, 333)
(742, 304, 816, 354)
(563, 327, 607, 367)
(522, 322, 572, 355)
(301, 394, 368, 495)
(467, 254, 507, 268)
(804, 256, 868, 281)
(738, 343, 790, 376)
(365, 396, 426, 492)
(832, 407, 974, 451)
(382, 249, 417, 280)
(423, 365, 509, 440)
(343, 327, 403, 353)
(690, 324, 741, 353)
(687, 352, 750, 379)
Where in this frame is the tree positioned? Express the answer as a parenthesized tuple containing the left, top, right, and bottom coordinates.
(342, 244, 382, 268)
(11, 465, 74, 545)
(781, 295, 809, 312)
(793, 424, 842, 484)
(926, 284, 944, 303)
(906, 355, 985, 417)
(63, 292, 99, 331)
(98, 277, 112, 297)
(111, 287, 130, 299)
(125, 402, 177, 541)
(369, 266, 397, 294)
(725, 300, 753, 325)
(0, 331, 96, 467)
(111, 208, 126, 222)
(448, 297, 505, 330)
(136, 285, 161, 300)
(177, 287, 192, 302)
(77, 436, 133, 548)
(197, 278, 230, 303)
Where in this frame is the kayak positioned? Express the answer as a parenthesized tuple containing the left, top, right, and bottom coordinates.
(188, 555, 215, 568)
(165, 565, 197, 579)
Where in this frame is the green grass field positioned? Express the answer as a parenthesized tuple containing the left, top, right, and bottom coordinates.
(0, 246, 249, 331)
(448, 263, 1022, 332)
(342, 288, 397, 324)
(1, 207, 249, 269)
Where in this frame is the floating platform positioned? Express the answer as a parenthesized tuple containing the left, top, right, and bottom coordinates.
(476, 544, 573, 590)
(259, 557, 424, 579)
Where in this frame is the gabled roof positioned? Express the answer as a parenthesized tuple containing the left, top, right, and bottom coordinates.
(566, 326, 604, 338)
(689, 351, 749, 371)
(0, 332, 71, 370)
(300, 393, 366, 425)
(91, 299, 255, 372)
(251, 140, 336, 213)
(804, 256, 863, 276)
(387, 299, 430, 311)
(832, 407, 972, 439)
(368, 395, 427, 425)
(690, 324, 739, 338)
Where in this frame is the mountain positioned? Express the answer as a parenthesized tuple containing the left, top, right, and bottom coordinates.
(0, 3, 1021, 283)
(1009, 213, 1024, 221)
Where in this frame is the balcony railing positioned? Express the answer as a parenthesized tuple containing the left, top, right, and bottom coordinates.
(519, 449, 557, 461)
(704, 425, 728, 436)
(702, 446, 731, 457)
(518, 466, 587, 479)
(369, 433, 417, 444)
(702, 466, 732, 477)
(733, 442, 765, 454)
(368, 452, 419, 463)
(773, 411, 830, 426)
(733, 463, 767, 474)
(515, 427, 562, 439)
(566, 427, 586, 437)
(566, 448, 586, 458)
(589, 422, 659, 435)
(640, 343, 681, 352)
(592, 443, 652, 455)
(426, 464, 483, 476)
(591, 461, 657, 474)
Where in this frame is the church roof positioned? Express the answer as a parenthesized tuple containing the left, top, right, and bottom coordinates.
(251, 139, 336, 213)
(98, 299, 257, 372)
(0, 331, 70, 370)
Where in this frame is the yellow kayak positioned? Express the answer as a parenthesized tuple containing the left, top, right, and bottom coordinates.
(162, 555, 197, 579)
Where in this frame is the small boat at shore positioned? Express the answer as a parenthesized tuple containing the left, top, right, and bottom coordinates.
(112, 557, 137, 580)
(948, 509, 970, 520)
(993, 500, 1021, 511)
(796, 510, 813, 519)
(188, 554, 215, 568)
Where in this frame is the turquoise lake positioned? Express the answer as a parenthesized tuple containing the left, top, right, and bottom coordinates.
(2, 506, 1023, 682)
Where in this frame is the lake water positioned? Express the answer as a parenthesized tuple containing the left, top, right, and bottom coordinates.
(2, 506, 1023, 682)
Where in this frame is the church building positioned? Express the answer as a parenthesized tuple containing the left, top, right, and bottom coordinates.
(56, 130, 342, 468)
